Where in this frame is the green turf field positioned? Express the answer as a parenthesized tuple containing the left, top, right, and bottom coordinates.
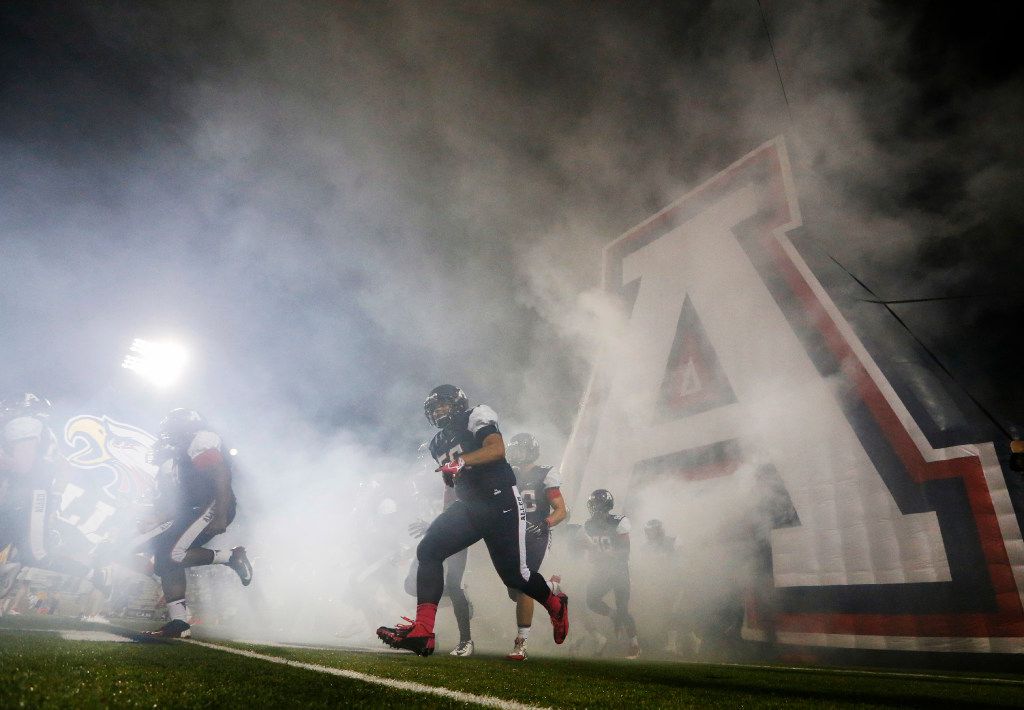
(3, 616, 1024, 708)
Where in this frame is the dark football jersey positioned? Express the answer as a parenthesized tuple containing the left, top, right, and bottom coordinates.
(646, 535, 677, 555)
(429, 405, 515, 502)
(583, 513, 631, 571)
(157, 430, 233, 510)
(513, 465, 561, 526)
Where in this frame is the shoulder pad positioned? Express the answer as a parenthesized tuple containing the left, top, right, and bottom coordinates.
(467, 405, 498, 434)
(615, 516, 632, 534)
(541, 466, 562, 489)
(187, 430, 223, 461)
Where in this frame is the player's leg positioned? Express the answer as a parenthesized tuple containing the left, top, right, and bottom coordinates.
(480, 488, 568, 644)
(378, 500, 479, 655)
(178, 499, 251, 584)
(146, 506, 215, 638)
(506, 529, 548, 660)
(150, 529, 191, 638)
(586, 573, 615, 617)
(614, 574, 640, 658)
(444, 547, 474, 655)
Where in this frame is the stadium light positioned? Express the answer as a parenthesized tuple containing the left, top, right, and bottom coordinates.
(121, 338, 189, 388)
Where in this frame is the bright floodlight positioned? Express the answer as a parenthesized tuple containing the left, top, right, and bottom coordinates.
(121, 338, 189, 388)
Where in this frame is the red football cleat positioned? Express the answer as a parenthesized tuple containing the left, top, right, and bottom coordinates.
(549, 592, 569, 644)
(376, 618, 435, 657)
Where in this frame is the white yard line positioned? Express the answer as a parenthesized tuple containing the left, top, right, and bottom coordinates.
(185, 639, 552, 710)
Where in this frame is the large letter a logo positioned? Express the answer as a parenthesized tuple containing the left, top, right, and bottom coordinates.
(560, 138, 1024, 653)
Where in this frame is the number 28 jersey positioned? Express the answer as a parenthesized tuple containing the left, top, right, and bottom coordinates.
(429, 405, 515, 503)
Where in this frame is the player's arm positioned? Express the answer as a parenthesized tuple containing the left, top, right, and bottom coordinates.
(190, 432, 232, 535)
(460, 432, 504, 467)
(614, 517, 632, 560)
(546, 489, 567, 527)
(206, 460, 233, 535)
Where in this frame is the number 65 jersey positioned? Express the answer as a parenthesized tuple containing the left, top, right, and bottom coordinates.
(429, 405, 516, 503)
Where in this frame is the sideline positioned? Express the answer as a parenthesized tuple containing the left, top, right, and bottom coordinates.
(185, 639, 553, 710)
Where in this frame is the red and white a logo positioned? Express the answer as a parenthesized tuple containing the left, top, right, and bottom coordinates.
(561, 138, 1024, 653)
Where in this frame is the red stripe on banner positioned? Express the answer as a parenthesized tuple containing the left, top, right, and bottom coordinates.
(756, 212, 1024, 636)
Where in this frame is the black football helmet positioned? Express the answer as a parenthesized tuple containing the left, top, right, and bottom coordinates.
(2, 392, 53, 420)
(424, 385, 468, 429)
(644, 518, 665, 541)
(158, 408, 207, 448)
(506, 433, 540, 467)
(587, 489, 614, 517)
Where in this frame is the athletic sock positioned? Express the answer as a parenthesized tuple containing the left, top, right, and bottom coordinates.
(413, 602, 437, 634)
(212, 549, 232, 564)
(518, 626, 531, 641)
(166, 598, 188, 623)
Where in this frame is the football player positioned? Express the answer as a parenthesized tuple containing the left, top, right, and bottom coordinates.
(141, 409, 252, 638)
(503, 432, 567, 661)
(405, 442, 476, 656)
(583, 489, 640, 659)
(0, 393, 80, 614)
(376, 385, 569, 656)
(0, 394, 69, 567)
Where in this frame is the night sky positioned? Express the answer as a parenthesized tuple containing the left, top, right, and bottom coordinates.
(2, 1, 1022, 454)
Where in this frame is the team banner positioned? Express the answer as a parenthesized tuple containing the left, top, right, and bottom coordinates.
(560, 138, 1024, 653)
(52, 415, 158, 561)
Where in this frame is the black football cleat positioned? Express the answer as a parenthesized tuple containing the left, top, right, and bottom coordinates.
(549, 592, 569, 644)
(228, 547, 253, 586)
(146, 619, 192, 639)
(376, 618, 435, 657)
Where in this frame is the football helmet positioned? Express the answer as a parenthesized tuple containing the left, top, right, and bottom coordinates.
(644, 518, 665, 542)
(157, 408, 207, 449)
(587, 489, 614, 517)
(506, 433, 540, 467)
(2, 392, 53, 420)
(423, 385, 468, 429)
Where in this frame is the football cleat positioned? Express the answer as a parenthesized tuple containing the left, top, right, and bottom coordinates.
(506, 636, 528, 661)
(146, 619, 192, 639)
(376, 618, 435, 657)
(548, 591, 569, 644)
(228, 547, 253, 586)
(449, 640, 474, 657)
(626, 638, 641, 660)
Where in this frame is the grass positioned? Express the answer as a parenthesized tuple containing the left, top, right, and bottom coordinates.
(2, 616, 1023, 708)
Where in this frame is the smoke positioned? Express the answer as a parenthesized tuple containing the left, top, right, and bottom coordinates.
(2, 0, 1021, 656)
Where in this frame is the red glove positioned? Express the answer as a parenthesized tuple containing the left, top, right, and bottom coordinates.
(437, 458, 465, 487)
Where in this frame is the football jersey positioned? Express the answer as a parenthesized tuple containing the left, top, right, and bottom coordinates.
(583, 513, 631, 571)
(1, 416, 64, 500)
(429, 405, 515, 502)
(157, 430, 232, 510)
(513, 465, 561, 526)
